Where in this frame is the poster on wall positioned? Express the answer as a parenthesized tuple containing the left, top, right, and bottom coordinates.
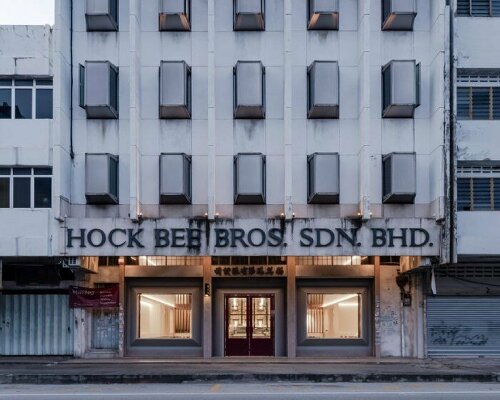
(69, 285, 119, 308)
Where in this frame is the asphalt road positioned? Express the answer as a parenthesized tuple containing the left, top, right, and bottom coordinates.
(1, 383, 500, 399)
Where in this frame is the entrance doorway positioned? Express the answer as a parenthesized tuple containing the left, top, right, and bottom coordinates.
(224, 294, 274, 356)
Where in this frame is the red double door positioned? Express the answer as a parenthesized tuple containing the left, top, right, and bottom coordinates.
(224, 294, 274, 356)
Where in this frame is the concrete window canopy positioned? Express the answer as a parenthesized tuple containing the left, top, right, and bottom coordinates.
(307, 153, 340, 204)
(382, 60, 420, 118)
(234, 0, 265, 31)
(85, 0, 119, 32)
(234, 153, 266, 205)
(382, 0, 417, 31)
(307, 61, 339, 119)
(382, 152, 416, 204)
(159, 0, 191, 31)
(85, 153, 119, 205)
(307, 0, 339, 30)
(160, 61, 191, 119)
(80, 61, 119, 119)
(233, 61, 266, 119)
(160, 153, 192, 205)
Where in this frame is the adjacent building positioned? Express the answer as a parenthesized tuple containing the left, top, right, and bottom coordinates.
(0, 0, 457, 359)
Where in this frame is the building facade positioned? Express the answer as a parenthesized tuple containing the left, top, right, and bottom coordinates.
(0, 0, 451, 358)
(424, 0, 500, 357)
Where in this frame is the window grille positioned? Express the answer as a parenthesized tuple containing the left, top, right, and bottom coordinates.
(457, 86, 500, 120)
(125, 256, 203, 266)
(436, 265, 500, 278)
(457, 162, 500, 211)
(457, 0, 500, 16)
(296, 256, 364, 266)
(211, 256, 287, 265)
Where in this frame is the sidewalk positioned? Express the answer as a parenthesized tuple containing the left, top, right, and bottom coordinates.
(1, 357, 500, 384)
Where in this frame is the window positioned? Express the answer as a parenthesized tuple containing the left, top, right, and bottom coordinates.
(160, 61, 191, 119)
(382, 60, 420, 118)
(80, 61, 119, 119)
(159, 0, 190, 31)
(138, 293, 192, 339)
(233, 61, 265, 119)
(0, 167, 52, 209)
(0, 78, 53, 120)
(382, 152, 416, 204)
(457, 0, 500, 16)
(160, 153, 192, 204)
(381, 0, 417, 31)
(234, 153, 266, 204)
(306, 293, 361, 339)
(85, 153, 119, 204)
(85, 0, 119, 31)
(307, 61, 339, 119)
(307, 0, 339, 30)
(457, 163, 500, 211)
(457, 86, 500, 120)
(234, 0, 265, 31)
(307, 153, 340, 204)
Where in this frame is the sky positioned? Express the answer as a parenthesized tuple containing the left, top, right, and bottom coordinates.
(0, 0, 55, 25)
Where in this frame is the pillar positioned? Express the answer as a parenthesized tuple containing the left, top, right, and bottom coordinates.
(286, 256, 296, 357)
(203, 256, 213, 358)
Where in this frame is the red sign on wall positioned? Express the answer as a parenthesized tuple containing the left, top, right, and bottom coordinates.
(69, 285, 119, 308)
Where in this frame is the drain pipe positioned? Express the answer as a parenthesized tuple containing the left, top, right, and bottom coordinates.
(69, 0, 75, 159)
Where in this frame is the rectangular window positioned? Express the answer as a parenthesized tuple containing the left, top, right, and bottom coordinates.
(0, 167, 52, 209)
(138, 293, 192, 339)
(458, 0, 500, 16)
(36, 89, 53, 119)
(0, 78, 52, 120)
(0, 88, 12, 119)
(13, 177, 31, 208)
(457, 163, 500, 211)
(306, 293, 360, 339)
(34, 177, 52, 208)
(0, 177, 9, 208)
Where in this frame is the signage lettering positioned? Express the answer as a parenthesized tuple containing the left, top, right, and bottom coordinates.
(67, 226, 433, 250)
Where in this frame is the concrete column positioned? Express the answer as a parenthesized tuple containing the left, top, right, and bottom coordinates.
(118, 259, 126, 357)
(374, 256, 381, 358)
(129, 0, 141, 221)
(202, 257, 213, 358)
(358, 0, 372, 219)
(286, 257, 296, 357)
(283, 0, 293, 219)
(207, 0, 216, 219)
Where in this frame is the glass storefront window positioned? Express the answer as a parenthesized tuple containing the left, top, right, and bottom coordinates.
(138, 293, 192, 339)
(306, 293, 360, 339)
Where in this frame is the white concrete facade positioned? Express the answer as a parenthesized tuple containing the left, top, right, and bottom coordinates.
(0, 1, 450, 360)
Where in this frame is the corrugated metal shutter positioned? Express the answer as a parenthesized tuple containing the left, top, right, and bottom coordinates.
(0, 294, 74, 355)
(427, 297, 500, 356)
(91, 309, 119, 350)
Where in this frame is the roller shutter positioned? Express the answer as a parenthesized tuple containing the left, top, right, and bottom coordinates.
(427, 297, 500, 356)
(0, 294, 74, 355)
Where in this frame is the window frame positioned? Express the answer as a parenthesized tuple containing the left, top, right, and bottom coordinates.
(457, 163, 500, 211)
(457, 0, 500, 17)
(0, 78, 53, 120)
(0, 167, 52, 209)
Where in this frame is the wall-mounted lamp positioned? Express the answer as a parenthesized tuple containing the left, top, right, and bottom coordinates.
(204, 283, 211, 297)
